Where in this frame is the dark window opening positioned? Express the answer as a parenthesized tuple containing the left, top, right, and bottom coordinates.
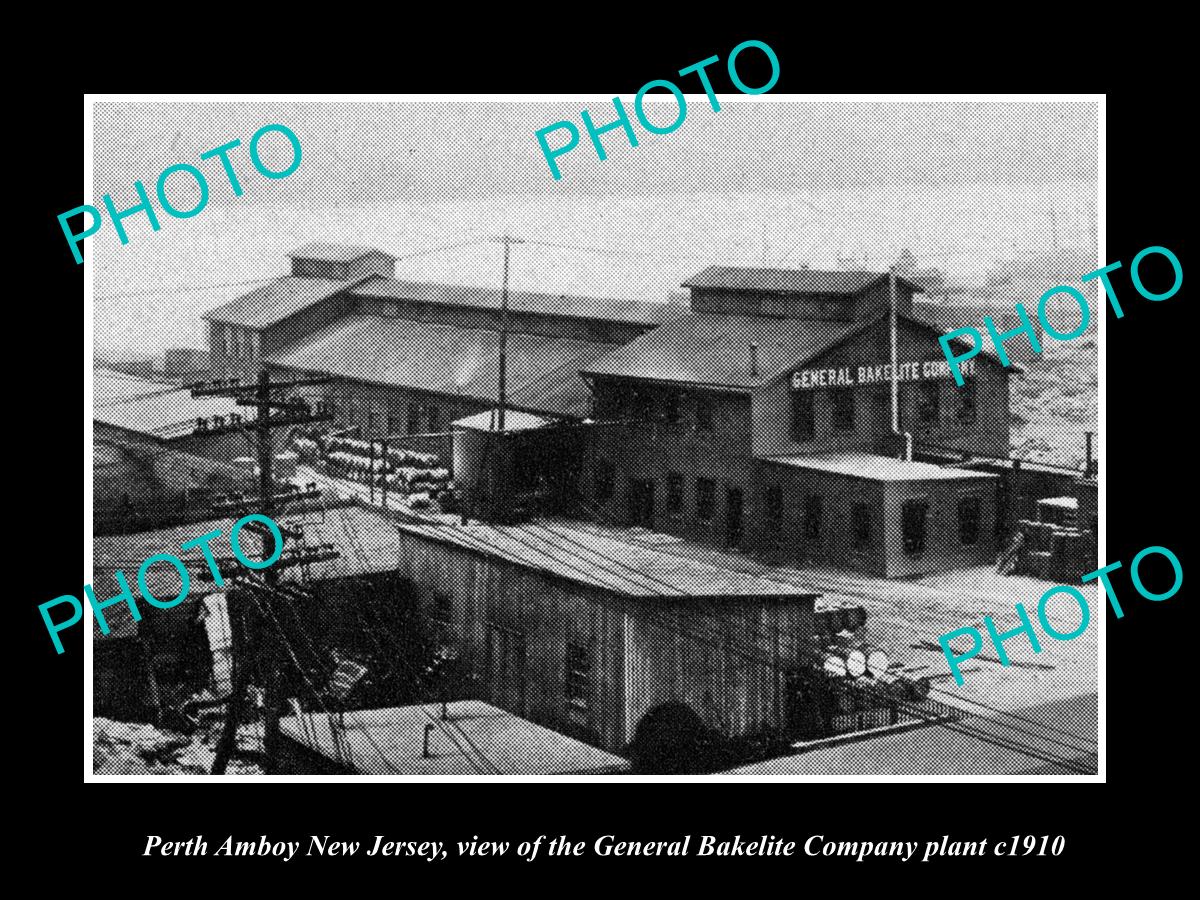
(791, 391, 814, 442)
(664, 388, 681, 425)
(593, 458, 615, 501)
(628, 478, 656, 528)
(695, 395, 715, 432)
(565, 641, 593, 730)
(630, 387, 653, 421)
(832, 389, 855, 431)
(426, 406, 440, 433)
(852, 503, 872, 551)
(902, 499, 929, 555)
(957, 376, 978, 427)
(696, 478, 716, 522)
(407, 403, 421, 434)
(804, 495, 823, 541)
(726, 486, 744, 548)
(918, 382, 940, 430)
(958, 496, 981, 546)
(765, 486, 783, 547)
(667, 472, 684, 515)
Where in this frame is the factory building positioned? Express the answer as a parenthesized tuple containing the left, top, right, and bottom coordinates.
(200, 243, 1031, 579)
(203, 242, 679, 439)
(578, 266, 1010, 578)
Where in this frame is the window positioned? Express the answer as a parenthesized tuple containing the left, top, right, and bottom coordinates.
(918, 382, 940, 430)
(852, 503, 872, 551)
(695, 395, 714, 432)
(696, 478, 716, 522)
(407, 403, 422, 435)
(593, 458, 615, 501)
(958, 496, 981, 546)
(566, 643, 595, 724)
(430, 590, 454, 646)
(426, 406, 441, 432)
(902, 499, 929, 555)
(791, 391, 814, 442)
(832, 388, 855, 431)
(804, 495, 823, 541)
(957, 376, 978, 427)
(630, 387, 653, 421)
(765, 486, 783, 546)
(664, 389, 681, 425)
(565, 642, 592, 712)
(223, 325, 233, 355)
(667, 472, 684, 515)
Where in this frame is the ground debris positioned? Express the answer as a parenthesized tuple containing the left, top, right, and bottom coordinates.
(93, 716, 263, 776)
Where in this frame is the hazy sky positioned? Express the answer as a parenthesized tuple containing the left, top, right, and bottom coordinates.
(90, 99, 1099, 355)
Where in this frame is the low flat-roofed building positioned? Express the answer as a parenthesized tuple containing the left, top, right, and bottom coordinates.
(278, 700, 629, 775)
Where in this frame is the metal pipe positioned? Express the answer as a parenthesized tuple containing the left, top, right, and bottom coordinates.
(889, 265, 913, 461)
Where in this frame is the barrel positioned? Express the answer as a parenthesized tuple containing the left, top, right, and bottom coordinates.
(845, 648, 867, 677)
(865, 647, 890, 678)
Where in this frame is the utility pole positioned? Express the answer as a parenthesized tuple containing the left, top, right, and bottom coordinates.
(190, 370, 339, 775)
(491, 233, 523, 432)
(479, 234, 523, 523)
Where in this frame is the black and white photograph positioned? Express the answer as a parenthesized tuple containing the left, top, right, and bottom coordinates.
(81, 95, 1102, 778)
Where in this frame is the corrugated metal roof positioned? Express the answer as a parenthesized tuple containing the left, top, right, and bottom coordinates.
(582, 313, 865, 389)
(762, 453, 998, 482)
(683, 265, 925, 295)
(397, 516, 820, 600)
(202, 277, 347, 330)
(94, 369, 240, 440)
(287, 242, 394, 263)
(351, 276, 683, 327)
(265, 314, 613, 418)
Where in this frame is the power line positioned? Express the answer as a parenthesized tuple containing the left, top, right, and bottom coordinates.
(95, 276, 276, 302)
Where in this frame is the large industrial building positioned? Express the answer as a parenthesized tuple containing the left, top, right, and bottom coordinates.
(199, 242, 1035, 580)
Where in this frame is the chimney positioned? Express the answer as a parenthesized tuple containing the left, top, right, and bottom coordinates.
(749, 342, 759, 378)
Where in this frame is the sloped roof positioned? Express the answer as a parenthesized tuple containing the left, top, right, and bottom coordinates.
(761, 453, 998, 483)
(288, 242, 394, 263)
(396, 516, 820, 600)
(93, 369, 240, 440)
(202, 277, 348, 330)
(584, 311, 1011, 391)
(351, 276, 683, 328)
(683, 265, 925, 295)
(265, 314, 614, 418)
(581, 313, 865, 390)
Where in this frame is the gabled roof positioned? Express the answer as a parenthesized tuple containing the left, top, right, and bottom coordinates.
(582, 311, 1013, 392)
(202, 277, 348, 330)
(581, 313, 866, 390)
(265, 314, 614, 418)
(683, 265, 924, 296)
(287, 242, 394, 263)
(351, 276, 683, 328)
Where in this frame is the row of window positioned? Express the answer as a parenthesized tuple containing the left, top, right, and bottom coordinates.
(210, 323, 260, 361)
(789, 380, 978, 443)
(595, 462, 983, 555)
